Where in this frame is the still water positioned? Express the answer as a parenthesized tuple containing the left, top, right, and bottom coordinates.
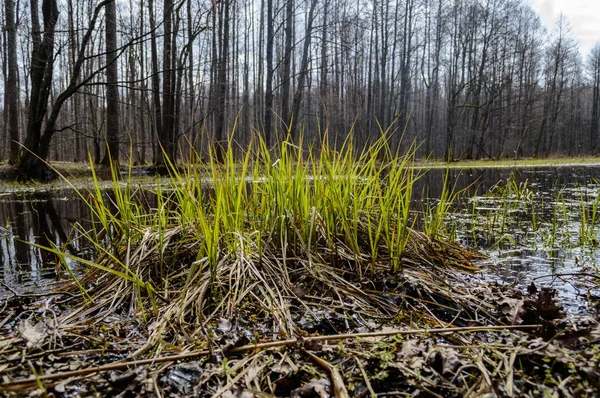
(419, 165, 600, 314)
(0, 190, 94, 291)
(1, 166, 599, 313)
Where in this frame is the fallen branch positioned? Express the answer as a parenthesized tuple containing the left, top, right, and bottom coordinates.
(533, 273, 600, 281)
(301, 348, 349, 398)
(0, 324, 539, 389)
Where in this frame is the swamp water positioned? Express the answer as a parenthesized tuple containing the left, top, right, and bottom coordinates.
(1, 166, 599, 314)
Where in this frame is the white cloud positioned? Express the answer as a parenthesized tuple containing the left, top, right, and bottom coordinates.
(528, 0, 600, 57)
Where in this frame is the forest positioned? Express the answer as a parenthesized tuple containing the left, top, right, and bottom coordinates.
(1, 0, 600, 178)
(2, 1, 600, 395)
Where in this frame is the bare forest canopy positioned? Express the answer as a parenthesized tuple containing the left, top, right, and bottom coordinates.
(2, 0, 600, 177)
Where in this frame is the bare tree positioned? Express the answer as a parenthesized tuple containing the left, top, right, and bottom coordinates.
(214, 0, 231, 161)
(2, 0, 600, 170)
(264, 0, 275, 146)
(290, 0, 318, 141)
(148, 0, 163, 165)
(4, 0, 19, 164)
(18, 0, 60, 180)
(101, 0, 121, 165)
(159, 0, 176, 165)
(281, 0, 294, 133)
(18, 0, 116, 180)
(588, 42, 600, 153)
(534, 15, 579, 156)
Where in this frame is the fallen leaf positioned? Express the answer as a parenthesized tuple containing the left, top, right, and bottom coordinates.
(497, 296, 526, 325)
(397, 340, 426, 360)
(17, 320, 47, 347)
(428, 348, 465, 376)
(291, 378, 330, 398)
(223, 386, 254, 398)
(217, 318, 233, 333)
(54, 381, 67, 393)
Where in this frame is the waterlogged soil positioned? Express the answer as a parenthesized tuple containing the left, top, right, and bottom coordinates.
(1, 264, 598, 397)
(445, 167, 600, 315)
(0, 163, 599, 396)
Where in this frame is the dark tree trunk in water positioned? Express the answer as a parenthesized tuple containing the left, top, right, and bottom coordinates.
(17, 0, 113, 180)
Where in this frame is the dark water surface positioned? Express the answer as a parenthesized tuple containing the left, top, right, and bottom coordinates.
(0, 190, 94, 293)
(1, 166, 599, 313)
(419, 165, 600, 314)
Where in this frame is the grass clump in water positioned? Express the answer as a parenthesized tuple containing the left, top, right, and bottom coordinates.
(5, 137, 600, 397)
(47, 137, 488, 353)
(52, 135, 485, 350)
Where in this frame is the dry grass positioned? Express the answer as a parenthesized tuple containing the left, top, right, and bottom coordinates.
(1, 135, 597, 396)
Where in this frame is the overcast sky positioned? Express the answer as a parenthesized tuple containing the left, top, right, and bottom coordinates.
(528, 0, 600, 58)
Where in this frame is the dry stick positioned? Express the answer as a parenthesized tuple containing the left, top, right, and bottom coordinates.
(1, 282, 76, 299)
(533, 272, 600, 280)
(301, 348, 349, 398)
(0, 311, 14, 329)
(354, 356, 376, 397)
(1, 324, 539, 388)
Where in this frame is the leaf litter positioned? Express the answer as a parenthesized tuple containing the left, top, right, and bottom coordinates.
(0, 141, 599, 396)
(0, 231, 598, 397)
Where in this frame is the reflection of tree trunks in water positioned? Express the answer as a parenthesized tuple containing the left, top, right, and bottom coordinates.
(28, 194, 55, 269)
(2, 193, 76, 282)
(29, 193, 77, 273)
(12, 200, 31, 273)
(42, 195, 73, 251)
(0, 192, 101, 287)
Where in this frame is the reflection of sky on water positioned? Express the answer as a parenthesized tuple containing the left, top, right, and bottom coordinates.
(427, 165, 600, 315)
(0, 191, 92, 296)
(1, 166, 599, 314)
(486, 251, 599, 315)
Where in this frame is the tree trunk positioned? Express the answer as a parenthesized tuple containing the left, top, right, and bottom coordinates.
(149, 0, 163, 165)
(158, 0, 175, 166)
(290, 0, 317, 142)
(18, 0, 59, 180)
(17, 0, 114, 179)
(318, 0, 329, 126)
(101, 0, 120, 165)
(263, 0, 274, 147)
(589, 44, 600, 153)
(187, 0, 196, 154)
(214, 0, 231, 162)
(398, 0, 415, 148)
(281, 0, 294, 134)
(4, 0, 20, 164)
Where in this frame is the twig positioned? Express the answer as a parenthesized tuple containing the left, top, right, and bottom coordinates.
(0, 311, 14, 329)
(55, 348, 124, 357)
(1, 352, 203, 389)
(354, 356, 376, 397)
(0, 324, 540, 388)
(0, 282, 77, 299)
(533, 273, 599, 281)
(0, 282, 20, 297)
(230, 324, 539, 348)
(301, 348, 349, 398)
